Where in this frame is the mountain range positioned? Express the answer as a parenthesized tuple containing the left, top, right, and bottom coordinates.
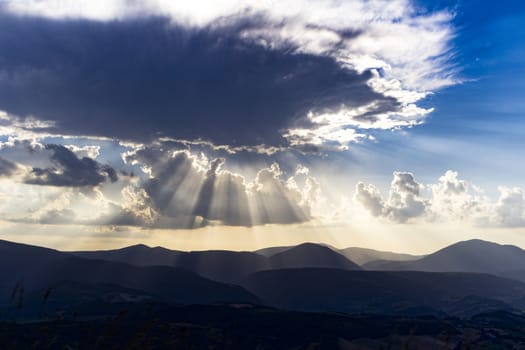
(3, 238, 525, 320)
(73, 242, 361, 284)
(363, 239, 525, 282)
(0, 240, 257, 313)
(255, 244, 422, 264)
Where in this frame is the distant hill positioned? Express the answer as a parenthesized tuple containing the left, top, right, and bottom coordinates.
(256, 244, 421, 265)
(0, 240, 258, 310)
(255, 246, 294, 257)
(73, 244, 185, 266)
(72, 242, 361, 283)
(267, 243, 361, 270)
(243, 268, 525, 316)
(173, 251, 269, 284)
(338, 247, 422, 265)
(74, 245, 268, 284)
(363, 239, 525, 275)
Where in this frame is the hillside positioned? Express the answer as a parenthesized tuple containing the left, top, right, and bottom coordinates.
(363, 239, 525, 275)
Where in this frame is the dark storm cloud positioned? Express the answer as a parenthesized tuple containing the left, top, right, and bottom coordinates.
(0, 13, 396, 147)
(25, 144, 118, 187)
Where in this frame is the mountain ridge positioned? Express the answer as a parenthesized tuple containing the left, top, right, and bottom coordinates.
(363, 239, 525, 277)
(72, 241, 363, 283)
(0, 239, 259, 310)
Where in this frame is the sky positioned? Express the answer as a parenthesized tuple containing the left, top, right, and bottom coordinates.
(0, 0, 524, 253)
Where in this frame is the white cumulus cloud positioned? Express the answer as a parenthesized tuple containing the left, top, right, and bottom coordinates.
(355, 170, 525, 228)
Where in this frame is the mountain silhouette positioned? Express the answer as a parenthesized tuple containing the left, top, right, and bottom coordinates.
(0, 240, 258, 309)
(338, 247, 422, 265)
(73, 244, 185, 266)
(75, 245, 268, 284)
(72, 242, 361, 283)
(363, 239, 525, 275)
(267, 243, 361, 270)
(256, 243, 421, 265)
(4, 238, 525, 320)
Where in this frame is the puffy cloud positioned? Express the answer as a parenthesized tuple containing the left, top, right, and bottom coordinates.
(0, 142, 126, 226)
(248, 163, 311, 225)
(2, 185, 91, 225)
(383, 172, 427, 222)
(429, 170, 489, 224)
(433, 170, 469, 196)
(24, 144, 118, 187)
(118, 147, 317, 227)
(0, 0, 457, 151)
(495, 187, 525, 227)
(355, 172, 427, 223)
(0, 141, 118, 187)
(1, 141, 107, 188)
(65, 145, 101, 159)
(354, 182, 385, 217)
(355, 170, 525, 228)
(0, 140, 50, 168)
(0, 110, 56, 140)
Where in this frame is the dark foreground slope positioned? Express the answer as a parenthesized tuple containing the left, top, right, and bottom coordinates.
(0, 239, 258, 317)
(243, 268, 525, 317)
(2, 304, 525, 350)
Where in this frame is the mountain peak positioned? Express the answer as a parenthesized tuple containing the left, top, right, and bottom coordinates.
(123, 243, 151, 250)
(291, 242, 333, 250)
(437, 239, 524, 255)
(455, 239, 501, 246)
(364, 238, 525, 274)
(269, 242, 361, 270)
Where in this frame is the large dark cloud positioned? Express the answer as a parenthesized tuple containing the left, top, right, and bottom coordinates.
(0, 13, 396, 147)
(25, 144, 118, 187)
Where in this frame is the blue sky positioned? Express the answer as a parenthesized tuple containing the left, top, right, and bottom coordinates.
(420, 0, 525, 185)
(338, 0, 525, 189)
(0, 0, 524, 251)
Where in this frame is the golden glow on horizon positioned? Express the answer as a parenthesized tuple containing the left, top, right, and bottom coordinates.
(2, 219, 525, 255)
